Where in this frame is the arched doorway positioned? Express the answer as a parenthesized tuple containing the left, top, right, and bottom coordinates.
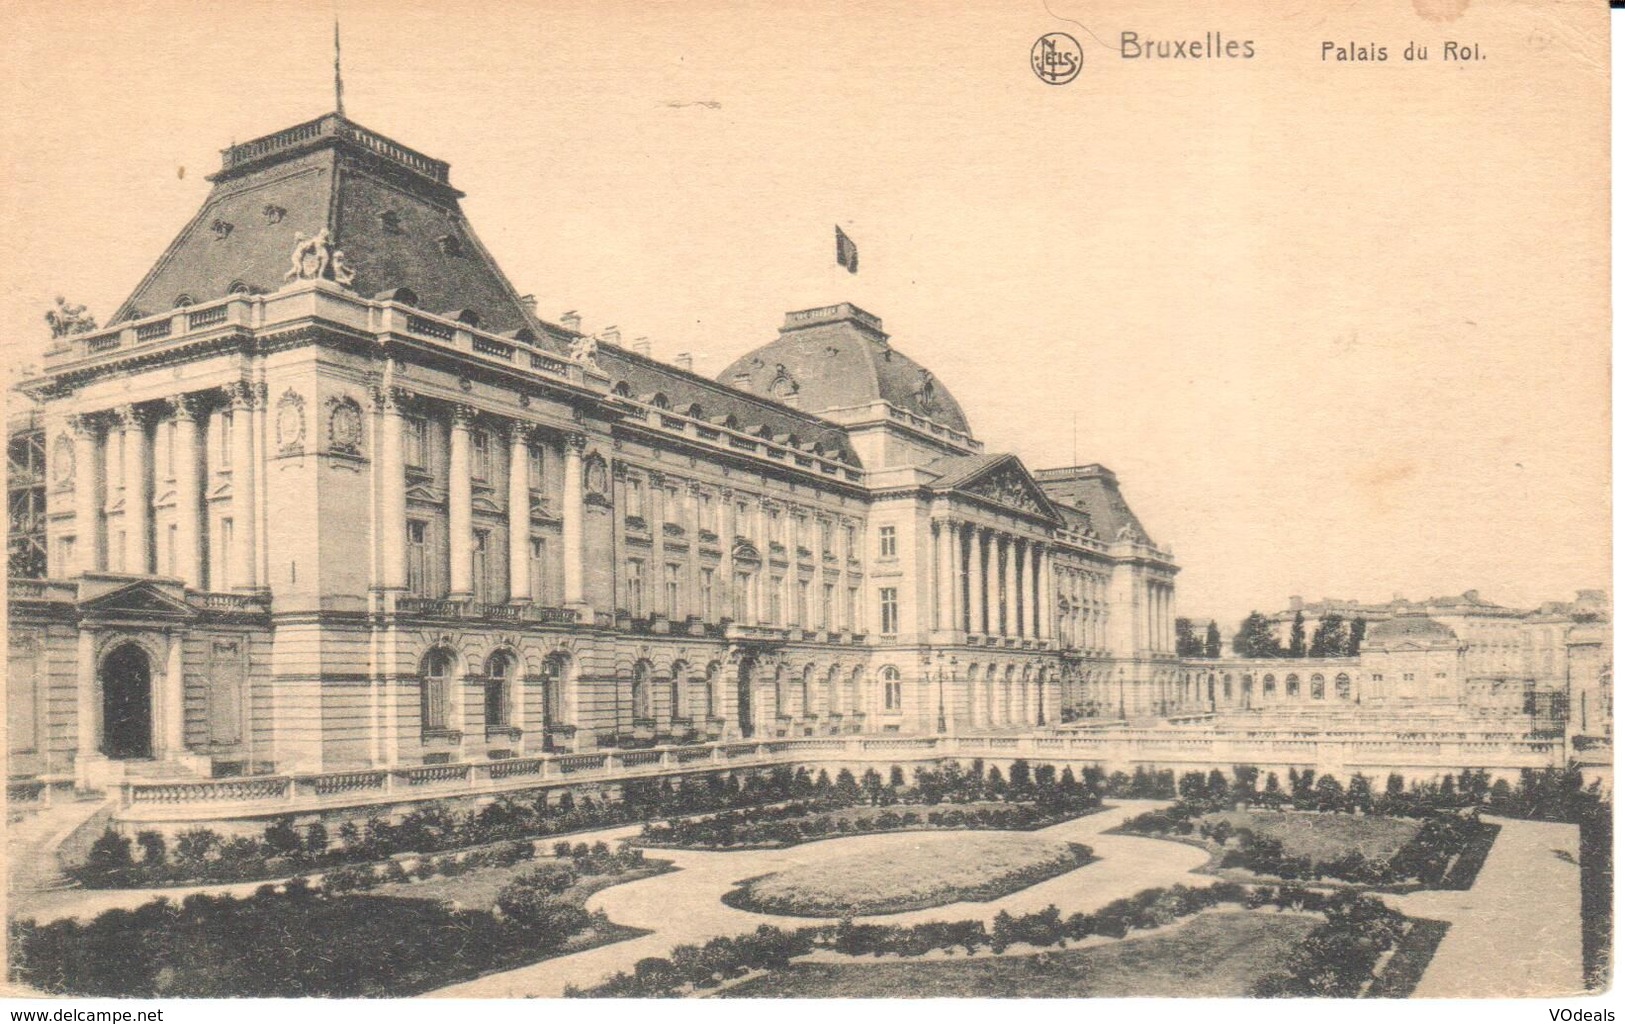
(737, 658, 756, 738)
(101, 644, 153, 759)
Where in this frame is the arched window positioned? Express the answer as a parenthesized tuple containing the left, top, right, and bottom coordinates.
(801, 665, 815, 718)
(881, 666, 902, 712)
(1263, 674, 1277, 696)
(1310, 674, 1326, 700)
(540, 653, 568, 727)
(485, 651, 514, 728)
(686, 403, 705, 420)
(825, 665, 841, 718)
(1285, 673, 1300, 697)
(669, 661, 689, 721)
(631, 661, 653, 722)
(420, 649, 455, 734)
(1335, 673, 1352, 700)
(849, 666, 865, 716)
(704, 662, 721, 720)
(774, 667, 789, 719)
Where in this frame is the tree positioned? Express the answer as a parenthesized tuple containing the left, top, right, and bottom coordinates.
(1308, 613, 1348, 658)
(1233, 613, 1280, 659)
(1288, 611, 1307, 658)
(1347, 618, 1367, 656)
(1175, 617, 1202, 658)
(1204, 621, 1222, 659)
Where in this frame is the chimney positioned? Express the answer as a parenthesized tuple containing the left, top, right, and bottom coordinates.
(519, 294, 538, 316)
(601, 325, 621, 346)
(732, 372, 753, 393)
(632, 336, 652, 358)
(675, 352, 694, 372)
(1288, 596, 1303, 612)
(560, 310, 581, 332)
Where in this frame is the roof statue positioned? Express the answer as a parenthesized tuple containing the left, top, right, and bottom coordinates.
(568, 333, 599, 368)
(45, 296, 97, 339)
(330, 250, 356, 288)
(284, 229, 333, 283)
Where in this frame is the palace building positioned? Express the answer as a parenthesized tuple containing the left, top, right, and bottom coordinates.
(7, 110, 1183, 795)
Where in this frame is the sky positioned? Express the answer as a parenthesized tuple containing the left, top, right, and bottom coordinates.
(0, 0, 1610, 631)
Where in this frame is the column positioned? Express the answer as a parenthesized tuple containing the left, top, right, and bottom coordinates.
(650, 473, 667, 618)
(162, 634, 185, 757)
(222, 384, 258, 589)
(966, 527, 984, 635)
(1028, 543, 1043, 640)
(933, 520, 954, 632)
(718, 490, 735, 619)
(945, 520, 962, 635)
(994, 536, 1007, 633)
(507, 422, 531, 603)
(447, 405, 474, 600)
(378, 387, 409, 591)
(75, 629, 96, 769)
(116, 405, 151, 574)
(685, 483, 702, 623)
(562, 434, 586, 608)
(1033, 544, 1048, 640)
(169, 396, 203, 588)
(68, 415, 100, 574)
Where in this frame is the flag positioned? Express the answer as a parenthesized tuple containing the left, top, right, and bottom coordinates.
(835, 225, 858, 274)
(334, 20, 346, 117)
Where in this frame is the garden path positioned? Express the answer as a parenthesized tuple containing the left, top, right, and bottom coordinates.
(427, 799, 1208, 998)
(1389, 815, 1583, 998)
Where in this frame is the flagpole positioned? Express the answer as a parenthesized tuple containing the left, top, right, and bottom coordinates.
(334, 18, 345, 117)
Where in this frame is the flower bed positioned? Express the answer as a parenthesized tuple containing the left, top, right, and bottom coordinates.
(637, 800, 1098, 850)
(571, 883, 1422, 997)
(723, 834, 1095, 917)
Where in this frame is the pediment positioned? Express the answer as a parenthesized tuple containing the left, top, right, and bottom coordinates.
(471, 494, 502, 516)
(405, 483, 443, 504)
(79, 580, 197, 621)
(943, 456, 1060, 523)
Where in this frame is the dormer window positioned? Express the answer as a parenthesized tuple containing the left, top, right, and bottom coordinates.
(437, 233, 463, 257)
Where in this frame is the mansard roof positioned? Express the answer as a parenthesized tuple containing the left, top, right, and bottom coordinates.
(716, 304, 973, 437)
(112, 113, 541, 335)
(1033, 465, 1152, 544)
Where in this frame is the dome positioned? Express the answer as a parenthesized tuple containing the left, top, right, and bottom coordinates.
(717, 303, 973, 437)
(1366, 614, 1458, 646)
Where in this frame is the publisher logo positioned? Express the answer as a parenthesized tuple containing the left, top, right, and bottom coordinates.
(1032, 32, 1083, 84)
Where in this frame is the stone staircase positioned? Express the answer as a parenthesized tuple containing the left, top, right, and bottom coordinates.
(6, 796, 112, 895)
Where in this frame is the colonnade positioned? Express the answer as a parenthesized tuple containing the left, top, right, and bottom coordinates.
(933, 518, 1052, 640)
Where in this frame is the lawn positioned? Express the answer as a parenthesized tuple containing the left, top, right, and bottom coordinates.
(1200, 810, 1422, 861)
(725, 833, 1094, 917)
(718, 911, 1319, 997)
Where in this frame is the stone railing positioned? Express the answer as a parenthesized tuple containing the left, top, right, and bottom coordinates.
(111, 726, 1568, 818)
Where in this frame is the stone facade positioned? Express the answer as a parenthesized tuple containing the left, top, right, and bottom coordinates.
(6, 112, 1179, 795)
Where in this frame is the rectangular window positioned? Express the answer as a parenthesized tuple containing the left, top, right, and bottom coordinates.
(627, 559, 645, 618)
(404, 416, 428, 470)
(821, 583, 834, 629)
(627, 478, 645, 519)
(819, 519, 833, 552)
(165, 523, 177, 576)
(665, 562, 681, 618)
(163, 420, 175, 479)
(472, 530, 491, 603)
(796, 579, 809, 626)
(733, 571, 750, 622)
(217, 412, 232, 469)
(218, 518, 233, 589)
(735, 500, 749, 534)
(528, 537, 547, 605)
(407, 520, 429, 596)
(880, 587, 899, 634)
(844, 524, 857, 560)
(700, 567, 715, 620)
(698, 493, 715, 531)
(767, 509, 781, 543)
(664, 487, 680, 525)
(472, 430, 491, 482)
(879, 525, 897, 558)
(526, 443, 544, 489)
(847, 585, 859, 630)
(55, 535, 75, 573)
(769, 575, 784, 624)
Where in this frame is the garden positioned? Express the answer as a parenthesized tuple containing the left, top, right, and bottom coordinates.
(571, 882, 1434, 998)
(723, 834, 1095, 917)
(635, 760, 1105, 849)
(12, 840, 668, 997)
(1115, 767, 1503, 889)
